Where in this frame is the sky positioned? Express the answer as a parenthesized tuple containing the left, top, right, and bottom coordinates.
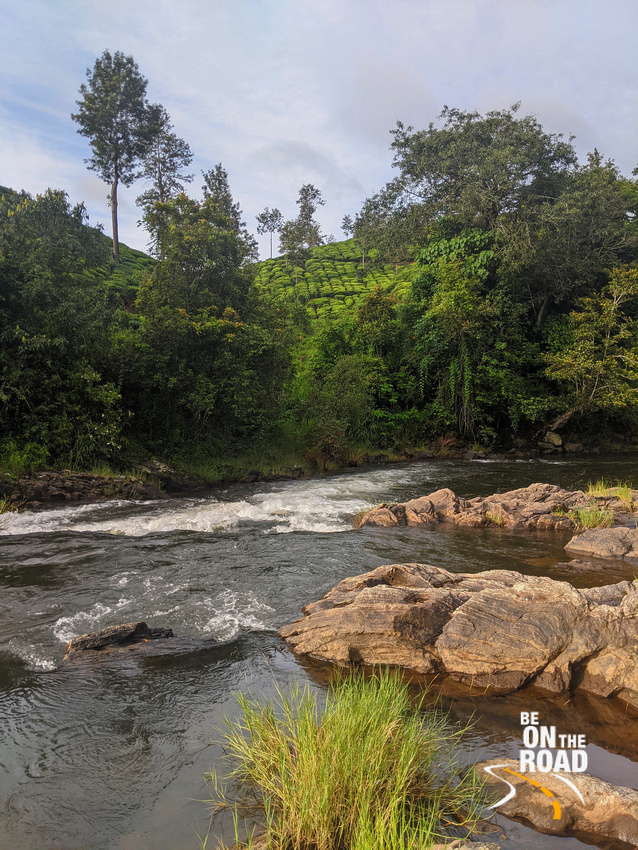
(2, 0, 637, 259)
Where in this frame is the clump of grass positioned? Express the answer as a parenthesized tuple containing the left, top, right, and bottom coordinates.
(586, 477, 613, 497)
(0, 496, 17, 514)
(485, 511, 506, 527)
(608, 482, 635, 511)
(207, 671, 486, 850)
(586, 478, 635, 510)
(571, 505, 615, 530)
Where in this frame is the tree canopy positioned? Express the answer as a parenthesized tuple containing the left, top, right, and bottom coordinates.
(72, 49, 159, 262)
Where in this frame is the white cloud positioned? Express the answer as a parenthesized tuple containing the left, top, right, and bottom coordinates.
(1, 0, 637, 254)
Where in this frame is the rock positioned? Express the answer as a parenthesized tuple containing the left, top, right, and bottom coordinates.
(565, 526, 638, 560)
(278, 564, 638, 707)
(63, 621, 173, 659)
(564, 442, 584, 453)
(554, 558, 610, 571)
(477, 758, 638, 847)
(544, 431, 563, 447)
(356, 483, 616, 531)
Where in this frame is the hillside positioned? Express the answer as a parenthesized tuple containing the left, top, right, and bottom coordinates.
(254, 239, 416, 318)
(1, 184, 155, 304)
(89, 238, 155, 306)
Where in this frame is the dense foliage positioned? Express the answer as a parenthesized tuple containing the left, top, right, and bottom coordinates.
(2, 103, 638, 474)
(0, 187, 290, 470)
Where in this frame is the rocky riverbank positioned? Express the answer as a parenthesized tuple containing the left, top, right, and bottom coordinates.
(278, 563, 638, 708)
(356, 482, 637, 531)
(0, 460, 210, 511)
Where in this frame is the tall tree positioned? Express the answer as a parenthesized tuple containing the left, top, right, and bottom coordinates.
(136, 106, 193, 256)
(296, 183, 325, 246)
(279, 184, 325, 271)
(72, 49, 158, 263)
(256, 207, 284, 259)
(202, 164, 258, 261)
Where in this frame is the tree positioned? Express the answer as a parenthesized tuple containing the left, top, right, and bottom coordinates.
(296, 183, 325, 246)
(127, 192, 291, 449)
(136, 106, 193, 256)
(341, 214, 354, 237)
(389, 104, 577, 233)
(72, 49, 159, 263)
(256, 207, 284, 259)
(202, 164, 258, 261)
(0, 189, 123, 463)
(545, 266, 638, 422)
(279, 184, 325, 271)
(500, 151, 638, 325)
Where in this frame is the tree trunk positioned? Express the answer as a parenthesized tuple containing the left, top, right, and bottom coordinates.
(270, 232, 273, 259)
(111, 174, 120, 264)
(535, 293, 549, 328)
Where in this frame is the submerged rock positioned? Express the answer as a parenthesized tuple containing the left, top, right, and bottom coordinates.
(356, 482, 638, 532)
(565, 526, 638, 561)
(63, 621, 173, 659)
(477, 758, 638, 847)
(278, 564, 638, 707)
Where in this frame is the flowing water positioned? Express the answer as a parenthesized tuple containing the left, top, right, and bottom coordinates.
(1, 457, 637, 850)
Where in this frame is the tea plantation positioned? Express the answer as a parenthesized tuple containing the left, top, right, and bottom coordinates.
(254, 239, 416, 318)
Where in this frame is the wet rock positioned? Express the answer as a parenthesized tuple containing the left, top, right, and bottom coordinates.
(544, 431, 563, 447)
(134, 459, 205, 491)
(477, 758, 638, 847)
(356, 483, 617, 531)
(63, 621, 173, 659)
(564, 442, 584, 453)
(565, 526, 638, 560)
(279, 564, 638, 707)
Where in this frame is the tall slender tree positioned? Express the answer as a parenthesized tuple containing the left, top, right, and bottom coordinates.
(256, 206, 284, 258)
(279, 183, 325, 271)
(202, 164, 258, 261)
(136, 106, 194, 256)
(72, 49, 158, 262)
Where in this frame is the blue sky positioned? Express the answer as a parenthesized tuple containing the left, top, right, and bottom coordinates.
(2, 0, 637, 258)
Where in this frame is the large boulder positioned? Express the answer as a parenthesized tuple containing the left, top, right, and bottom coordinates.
(355, 483, 628, 531)
(278, 564, 638, 707)
(477, 759, 638, 847)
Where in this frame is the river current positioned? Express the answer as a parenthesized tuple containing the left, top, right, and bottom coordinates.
(1, 457, 637, 849)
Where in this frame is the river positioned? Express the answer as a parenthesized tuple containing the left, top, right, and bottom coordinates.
(1, 457, 637, 849)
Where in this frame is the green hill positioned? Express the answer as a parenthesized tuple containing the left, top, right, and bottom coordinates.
(254, 239, 416, 318)
(89, 238, 155, 306)
(1, 184, 155, 305)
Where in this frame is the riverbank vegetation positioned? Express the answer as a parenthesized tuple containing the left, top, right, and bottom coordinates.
(204, 672, 486, 850)
(2, 95, 638, 483)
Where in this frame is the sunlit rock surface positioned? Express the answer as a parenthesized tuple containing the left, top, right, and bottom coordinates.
(279, 564, 638, 707)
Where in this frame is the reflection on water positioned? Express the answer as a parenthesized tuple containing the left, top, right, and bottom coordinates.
(0, 456, 637, 849)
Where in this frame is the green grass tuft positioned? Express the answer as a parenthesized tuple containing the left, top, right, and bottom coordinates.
(571, 505, 615, 530)
(206, 670, 486, 849)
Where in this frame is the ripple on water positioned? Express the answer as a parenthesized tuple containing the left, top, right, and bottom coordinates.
(1, 457, 638, 849)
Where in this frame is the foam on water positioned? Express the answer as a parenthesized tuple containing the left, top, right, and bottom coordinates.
(0, 468, 415, 538)
(7, 639, 57, 672)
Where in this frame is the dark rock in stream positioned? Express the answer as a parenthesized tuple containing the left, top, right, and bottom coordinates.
(477, 758, 638, 848)
(278, 564, 638, 708)
(63, 621, 173, 660)
(356, 482, 637, 531)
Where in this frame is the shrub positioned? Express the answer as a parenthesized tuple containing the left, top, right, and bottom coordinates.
(206, 670, 486, 849)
